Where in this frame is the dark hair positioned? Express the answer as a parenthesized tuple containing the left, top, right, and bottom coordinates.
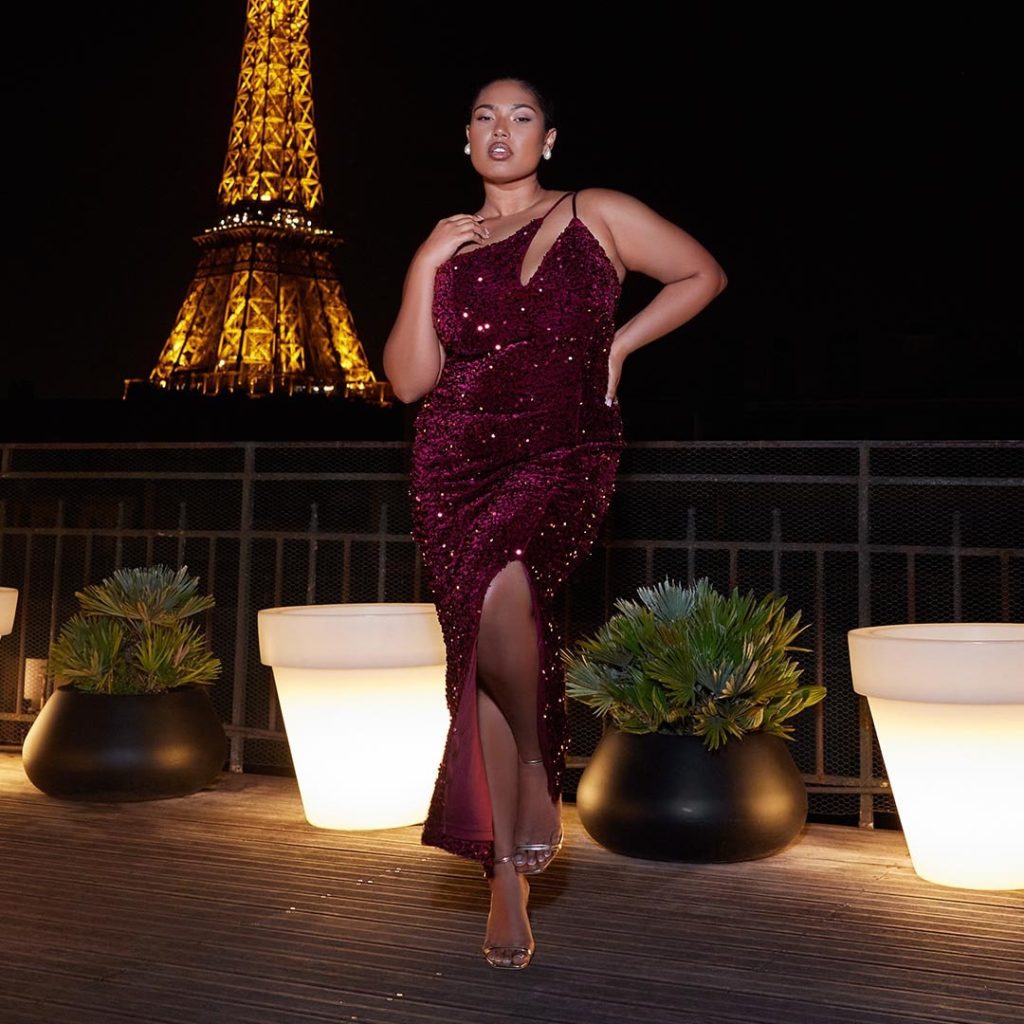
(468, 76, 557, 134)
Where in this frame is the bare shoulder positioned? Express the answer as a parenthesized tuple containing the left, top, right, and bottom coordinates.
(575, 188, 726, 287)
(572, 188, 641, 284)
(575, 187, 649, 221)
(575, 187, 665, 238)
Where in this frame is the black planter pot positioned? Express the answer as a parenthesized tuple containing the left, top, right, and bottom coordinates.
(22, 683, 227, 801)
(577, 729, 808, 862)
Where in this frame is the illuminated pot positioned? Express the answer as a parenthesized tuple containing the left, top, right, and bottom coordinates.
(0, 587, 17, 636)
(849, 623, 1024, 891)
(257, 603, 448, 831)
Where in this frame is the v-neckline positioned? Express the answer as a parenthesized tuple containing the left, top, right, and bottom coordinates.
(451, 215, 580, 289)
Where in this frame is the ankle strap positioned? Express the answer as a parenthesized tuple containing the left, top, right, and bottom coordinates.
(519, 756, 544, 766)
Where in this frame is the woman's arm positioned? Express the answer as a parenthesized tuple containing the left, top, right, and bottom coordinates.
(586, 189, 728, 401)
(382, 254, 447, 404)
(383, 213, 490, 404)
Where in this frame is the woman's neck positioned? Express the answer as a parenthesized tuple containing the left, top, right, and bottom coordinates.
(478, 183, 549, 221)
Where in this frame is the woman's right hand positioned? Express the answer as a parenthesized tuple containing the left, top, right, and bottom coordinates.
(415, 214, 491, 269)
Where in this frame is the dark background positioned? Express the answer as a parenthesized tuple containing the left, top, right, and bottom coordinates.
(3, 2, 1018, 439)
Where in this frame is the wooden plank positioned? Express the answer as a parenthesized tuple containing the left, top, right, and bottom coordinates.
(2, 751, 1021, 1024)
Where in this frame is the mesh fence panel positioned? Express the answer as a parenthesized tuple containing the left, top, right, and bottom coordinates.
(2, 439, 1021, 824)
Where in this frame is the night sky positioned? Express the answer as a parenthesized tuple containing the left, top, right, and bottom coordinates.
(6, 3, 1017, 431)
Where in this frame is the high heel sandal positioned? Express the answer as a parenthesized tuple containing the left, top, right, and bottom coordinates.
(513, 757, 565, 876)
(482, 855, 535, 970)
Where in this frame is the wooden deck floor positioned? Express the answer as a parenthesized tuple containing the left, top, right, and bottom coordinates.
(1, 750, 1021, 1024)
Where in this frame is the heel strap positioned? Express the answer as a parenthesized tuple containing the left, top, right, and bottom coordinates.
(484, 853, 517, 879)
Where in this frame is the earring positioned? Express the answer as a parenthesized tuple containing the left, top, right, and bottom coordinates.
(464, 143, 471, 155)
(543, 147, 552, 160)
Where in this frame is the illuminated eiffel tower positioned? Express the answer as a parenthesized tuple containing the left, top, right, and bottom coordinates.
(129, 0, 390, 404)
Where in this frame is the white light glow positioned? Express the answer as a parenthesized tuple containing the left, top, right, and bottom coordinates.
(258, 603, 448, 831)
(849, 623, 1024, 890)
(0, 588, 18, 636)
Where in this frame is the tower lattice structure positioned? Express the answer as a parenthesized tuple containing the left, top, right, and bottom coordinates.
(134, 0, 390, 403)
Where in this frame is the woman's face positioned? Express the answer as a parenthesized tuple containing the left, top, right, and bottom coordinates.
(466, 79, 555, 180)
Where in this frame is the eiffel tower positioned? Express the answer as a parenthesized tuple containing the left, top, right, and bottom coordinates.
(128, 0, 391, 404)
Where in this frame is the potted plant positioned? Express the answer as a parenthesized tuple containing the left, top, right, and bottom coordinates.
(563, 576, 825, 862)
(22, 564, 226, 801)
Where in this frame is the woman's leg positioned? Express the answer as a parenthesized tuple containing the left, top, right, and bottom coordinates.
(474, 560, 562, 960)
(476, 686, 533, 965)
(476, 559, 563, 871)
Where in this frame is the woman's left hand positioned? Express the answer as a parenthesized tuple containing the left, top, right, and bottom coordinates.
(606, 337, 627, 406)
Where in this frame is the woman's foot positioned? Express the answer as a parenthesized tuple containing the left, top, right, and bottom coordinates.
(512, 756, 564, 874)
(482, 855, 535, 969)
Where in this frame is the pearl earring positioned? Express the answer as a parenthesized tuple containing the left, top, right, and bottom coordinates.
(464, 143, 471, 155)
(543, 147, 552, 160)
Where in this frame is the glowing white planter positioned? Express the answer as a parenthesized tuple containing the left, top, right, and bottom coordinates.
(0, 587, 17, 636)
(258, 603, 448, 831)
(849, 623, 1024, 890)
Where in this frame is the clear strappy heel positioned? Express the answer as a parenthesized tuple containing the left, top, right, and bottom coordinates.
(512, 756, 565, 875)
(482, 855, 535, 969)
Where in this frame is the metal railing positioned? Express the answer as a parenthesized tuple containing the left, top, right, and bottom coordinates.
(2, 439, 1021, 827)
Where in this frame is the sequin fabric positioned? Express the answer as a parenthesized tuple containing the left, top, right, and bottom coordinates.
(408, 191, 625, 877)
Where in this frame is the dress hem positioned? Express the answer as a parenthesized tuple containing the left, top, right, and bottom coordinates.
(421, 824, 496, 877)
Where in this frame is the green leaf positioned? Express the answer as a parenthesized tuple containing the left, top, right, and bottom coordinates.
(51, 565, 219, 694)
(562, 576, 825, 749)
(48, 615, 127, 694)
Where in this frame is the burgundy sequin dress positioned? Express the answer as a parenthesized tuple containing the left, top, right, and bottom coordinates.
(408, 190, 624, 876)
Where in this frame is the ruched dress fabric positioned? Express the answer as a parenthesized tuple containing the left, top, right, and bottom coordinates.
(408, 190, 625, 877)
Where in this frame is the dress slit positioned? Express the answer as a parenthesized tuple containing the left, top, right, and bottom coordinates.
(425, 555, 556, 877)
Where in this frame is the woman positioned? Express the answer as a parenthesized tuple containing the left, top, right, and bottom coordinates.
(383, 76, 727, 969)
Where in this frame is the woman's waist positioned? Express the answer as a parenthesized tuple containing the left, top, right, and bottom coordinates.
(412, 399, 623, 473)
(432, 342, 601, 398)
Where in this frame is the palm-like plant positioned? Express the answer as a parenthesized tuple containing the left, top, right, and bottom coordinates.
(48, 565, 221, 695)
(562, 576, 825, 749)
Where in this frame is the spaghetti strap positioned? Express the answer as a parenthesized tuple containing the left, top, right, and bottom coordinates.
(539, 190, 575, 222)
